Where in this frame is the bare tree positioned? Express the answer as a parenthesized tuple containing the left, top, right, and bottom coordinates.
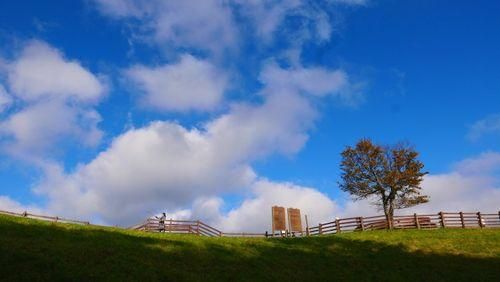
(339, 139, 429, 229)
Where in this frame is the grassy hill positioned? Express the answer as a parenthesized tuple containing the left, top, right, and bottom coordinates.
(1, 214, 499, 281)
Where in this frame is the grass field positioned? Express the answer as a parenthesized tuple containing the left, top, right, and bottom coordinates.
(1, 214, 499, 281)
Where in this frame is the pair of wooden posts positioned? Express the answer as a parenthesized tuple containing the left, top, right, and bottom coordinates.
(271, 206, 307, 237)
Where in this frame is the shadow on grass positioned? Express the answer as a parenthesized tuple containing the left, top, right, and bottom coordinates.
(0, 216, 499, 281)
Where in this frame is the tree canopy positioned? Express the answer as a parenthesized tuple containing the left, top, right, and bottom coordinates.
(339, 139, 429, 228)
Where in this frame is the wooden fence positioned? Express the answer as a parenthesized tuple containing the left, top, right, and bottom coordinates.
(308, 211, 500, 236)
(0, 209, 90, 226)
(3, 208, 499, 238)
(132, 217, 268, 237)
(134, 218, 222, 237)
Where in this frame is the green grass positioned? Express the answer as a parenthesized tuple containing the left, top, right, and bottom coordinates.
(1, 214, 499, 281)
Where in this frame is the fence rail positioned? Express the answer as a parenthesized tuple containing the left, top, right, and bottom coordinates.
(0, 210, 90, 226)
(308, 211, 500, 236)
(134, 217, 270, 237)
(3, 208, 499, 239)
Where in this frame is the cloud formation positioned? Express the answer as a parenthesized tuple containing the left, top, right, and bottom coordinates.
(0, 85, 12, 113)
(126, 55, 227, 112)
(92, 0, 366, 53)
(0, 41, 106, 159)
(467, 114, 500, 141)
(7, 41, 105, 103)
(31, 62, 353, 225)
(94, 0, 237, 53)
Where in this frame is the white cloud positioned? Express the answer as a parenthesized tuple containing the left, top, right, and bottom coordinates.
(92, 0, 366, 53)
(467, 114, 500, 141)
(0, 40, 106, 159)
(7, 40, 105, 103)
(0, 85, 12, 113)
(93, 0, 237, 53)
(126, 55, 227, 112)
(215, 180, 338, 232)
(0, 100, 102, 156)
(233, 0, 365, 42)
(260, 62, 349, 97)
(0, 196, 43, 214)
(31, 62, 354, 226)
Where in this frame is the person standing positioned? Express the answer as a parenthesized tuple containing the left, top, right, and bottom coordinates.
(155, 212, 166, 232)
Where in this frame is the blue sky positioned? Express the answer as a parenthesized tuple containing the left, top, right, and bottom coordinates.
(0, 0, 499, 230)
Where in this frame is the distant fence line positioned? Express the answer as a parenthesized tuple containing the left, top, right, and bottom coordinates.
(307, 211, 500, 236)
(2, 209, 499, 238)
(0, 209, 91, 226)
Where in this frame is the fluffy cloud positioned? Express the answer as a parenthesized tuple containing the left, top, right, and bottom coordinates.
(7, 41, 105, 103)
(233, 0, 366, 42)
(0, 41, 106, 159)
(216, 180, 338, 232)
(126, 55, 227, 112)
(0, 85, 12, 113)
(467, 114, 500, 141)
(260, 62, 348, 97)
(92, 0, 366, 53)
(93, 0, 236, 53)
(31, 63, 353, 225)
(0, 100, 102, 156)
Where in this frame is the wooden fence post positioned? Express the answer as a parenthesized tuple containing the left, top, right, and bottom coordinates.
(359, 217, 365, 231)
(414, 213, 420, 229)
(439, 212, 446, 228)
(477, 212, 483, 228)
(196, 220, 201, 235)
(459, 212, 465, 228)
(318, 223, 323, 235)
(335, 218, 341, 234)
(305, 215, 310, 236)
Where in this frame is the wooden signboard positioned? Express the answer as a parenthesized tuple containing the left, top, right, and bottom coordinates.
(287, 208, 302, 232)
(272, 206, 286, 232)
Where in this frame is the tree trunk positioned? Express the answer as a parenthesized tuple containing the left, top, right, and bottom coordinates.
(383, 199, 395, 230)
(388, 203, 394, 229)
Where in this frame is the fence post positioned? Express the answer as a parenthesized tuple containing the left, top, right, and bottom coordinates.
(55, 216, 59, 223)
(439, 211, 446, 228)
(459, 212, 465, 228)
(477, 212, 483, 228)
(305, 215, 310, 236)
(335, 218, 341, 234)
(359, 217, 365, 231)
(414, 213, 420, 229)
(196, 220, 201, 235)
(318, 223, 323, 235)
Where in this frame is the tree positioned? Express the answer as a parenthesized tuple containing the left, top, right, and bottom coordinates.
(339, 139, 429, 229)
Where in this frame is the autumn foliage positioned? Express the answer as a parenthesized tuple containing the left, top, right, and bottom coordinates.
(339, 139, 429, 229)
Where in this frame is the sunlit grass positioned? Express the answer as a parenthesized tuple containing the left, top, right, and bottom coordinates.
(1, 214, 499, 281)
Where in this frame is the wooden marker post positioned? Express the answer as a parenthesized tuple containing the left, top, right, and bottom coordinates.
(271, 206, 286, 237)
(287, 208, 302, 236)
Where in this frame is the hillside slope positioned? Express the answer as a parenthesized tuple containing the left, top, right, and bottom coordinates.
(0, 214, 499, 281)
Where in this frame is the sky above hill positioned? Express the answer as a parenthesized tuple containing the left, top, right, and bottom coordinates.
(0, 0, 498, 230)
